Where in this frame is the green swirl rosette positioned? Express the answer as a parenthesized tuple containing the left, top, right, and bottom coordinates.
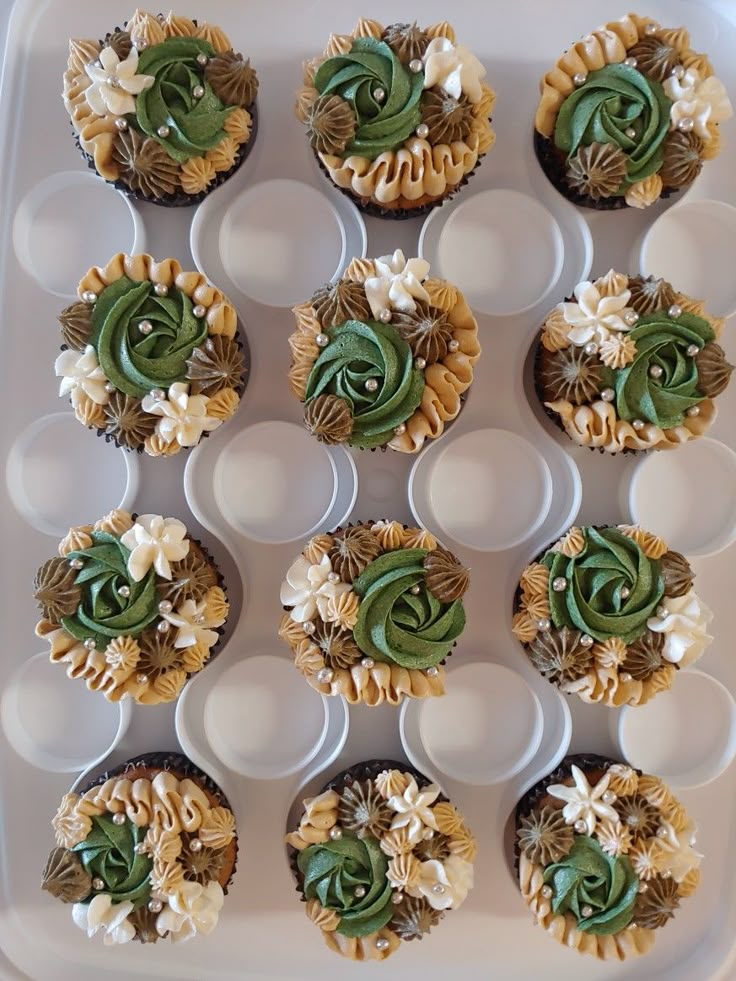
(543, 527, 663, 644)
(554, 63, 670, 188)
(352, 549, 466, 668)
(313, 37, 423, 159)
(543, 836, 638, 935)
(297, 833, 393, 937)
(61, 531, 158, 648)
(90, 275, 207, 397)
(135, 37, 233, 163)
(304, 319, 424, 448)
(607, 311, 715, 428)
(73, 814, 152, 907)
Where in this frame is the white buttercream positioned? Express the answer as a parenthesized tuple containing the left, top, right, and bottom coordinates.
(387, 777, 440, 844)
(646, 590, 713, 666)
(156, 880, 224, 943)
(547, 764, 618, 836)
(664, 68, 733, 140)
(408, 855, 474, 910)
(280, 553, 351, 623)
(561, 279, 633, 346)
(364, 250, 430, 318)
(84, 46, 154, 117)
(142, 382, 222, 447)
(422, 37, 486, 104)
(120, 513, 190, 582)
(72, 894, 136, 945)
(163, 598, 220, 649)
(55, 345, 111, 406)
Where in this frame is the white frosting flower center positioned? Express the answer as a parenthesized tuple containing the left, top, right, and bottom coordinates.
(387, 777, 440, 844)
(84, 46, 155, 117)
(142, 382, 222, 447)
(120, 513, 190, 581)
(561, 279, 634, 347)
(547, 764, 618, 836)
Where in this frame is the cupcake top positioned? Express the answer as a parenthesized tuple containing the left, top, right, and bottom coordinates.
(515, 754, 701, 959)
(295, 19, 495, 211)
(279, 522, 469, 706)
(34, 508, 228, 705)
(289, 253, 480, 453)
(55, 253, 247, 456)
(534, 13, 732, 209)
(43, 754, 237, 945)
(286, 760, 476, 961)
(513, 523, 713, 706)
(536, 269, 732, 453)
(62, 9, 257, 203)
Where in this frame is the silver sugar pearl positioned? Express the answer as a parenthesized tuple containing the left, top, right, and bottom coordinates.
(135, 842, 147, 854)
(668, 304, 682, 318)
(552, 576, 567, 592)
(632, 419, 645, 431)
(375, 938, 390, 951)
(581, 905, 594, 918)
(302, 621, 315, 635)
(409, 58, 423, 73)
(317, 667, 334, 684)
(426, 666, 439, 678)
(189, 838, 203, 852)
(148, 898, 163, 913)
(410, 584, 421, 595)
(84, 637, 96, 650)
(393, 423, 406, 436)
(624, 56, 638, 68)
(139, 319, 153, 335)
(134, 36, 148, 49)
(580, 634, 593, 647)
(365, 378, 379, 392)
(379, 308, 392, 323)
(677, 117, 695, 133)
(624, 309, 639, 326)
(136, 673, 149, 684)
(316, 332, 330, 347)
(621, 672, 633, 682)
(112, 812, 126, 825)
(81, 290, 97, 304)
(573, 72, 587, 86)
(657, 826, 669, 838)
(584, 342, 598, 356)
(657, 605, 668, 617)
(154, 283, 169, 296)
(602, 790, 617, 804)
(196, 53, 209, 66)
(157, 620, 170, 633)
(662, 870, 672, 879)
(327, 572, 340, 583)
(644, 22, 658, 34)
(671, 64, 685, 79)
(192, 304, 206, 318)
(687, 405, 700, 417)
(601, 388, 615, 402)
(625, 127, 636, 138)
(192, 84, 205, 99)
(329, 825, 343, 840)
(354, 885, 366, 898)
(151, 388, 166, 401)
(157, 125, 170, 138)
(620, 586, 630, 599)
(415, 123, 430, 139)
(158, 600, 173, 615)
(118, 585, 130, 598)
(92, 878, 105, 891)
(361, 657, 375, 669)
(541, 885, 553, 899)
(194, 614, 205, 625)
(432, 883, 445, 895)
(205, 338, 215, 352)
(372, 86, 386, 103)
(448, 339, 460, 352)
(415, 357, 427, 370)
(392, 891, 404, 904)
(574, 819, 587, 834)
(686, 344, 700, 357)
(104, 382, 116, 393)
(649, 364, 664, 379)
(114, 117, 128, 131)
(638, 881, 649, 893)
(107, 75, 120, 88)
(537, 618, 551, 632)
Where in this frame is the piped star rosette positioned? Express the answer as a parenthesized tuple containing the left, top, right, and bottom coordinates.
(55, 253, 248, 456)
(62, 9, 258, 205)
(533, 13, 732, 209)
(33, 509, 229, 705)
(534, 269, 732, 453)
(514, 754, 701, 960)
(42, 753, 237, 945)
(295, 19, 495, 216)
(279, 522, 469, 706)
(289, 252, 480, 453)
(286, 760, 475, 961)
(512, 523, 713, 707)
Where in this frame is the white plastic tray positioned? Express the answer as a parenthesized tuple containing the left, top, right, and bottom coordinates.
(0, 1, 735, 979)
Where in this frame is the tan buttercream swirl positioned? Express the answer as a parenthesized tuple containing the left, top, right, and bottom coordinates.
(285, 790, 340, 850)
(79, 771, 211, 833)
(541, 307, 572, 352)
(194, 22, 232, 54)
(625, 174, 663, 209)
(605, 764, 639, 797)
(561, 661, 676, 707)
(306, 660, 446, 706)
(449, 826, 477, 862)
(53, 793, 92, 848)
(180, 157, 216, 195)
(223, 107, 252, 145)
(401, 527, 438, 550)
(617, 524, 667, 560)
(519, 852, 656, 959)
(371, 520, 405, 551)
(552, 526, 585, 557)
(375, 769, 410, 800)
(198, 806, 236, 849)
(426, 21, 457, 43)
(672, 291, 724, 339)
(432, 802, 464, 836)
(322, 927, 400, 960)
(58, 524, 94, 556)
(36, 618, 130, 701)
(512, 611, 539, 644)
(67, 38, 100, 75)
(144, 431, 182, 457)
(161, 12, 197, 38)
(206, 387, 240, 421)
(62, 64, 120, 181)
(520, 562, 549, 597)
(344, 257, 376, 284)
(424, 278, 458, 312)
(94, 508, 134, 536)
(126, 9, 165, 47)
(306, 899, 340, 932)
(350, 18, 383, 39)
(546, 397, 717, 452)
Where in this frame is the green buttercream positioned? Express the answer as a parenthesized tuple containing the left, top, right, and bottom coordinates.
(61, 531, 158, 649)
(554, 63, 671, 187)
(313, 36, 423, 159)
(90, 276, 207, 397)
(297, 833, 393, 937)
(73, 814, 152, 908)
(543, 836, 638, 935)
(543, 527, 663, 644)
(304, 319, 424, 448)
(609, 311, 715, 428)
(352, 549, 466, 668)
(135, 37, 232, 163)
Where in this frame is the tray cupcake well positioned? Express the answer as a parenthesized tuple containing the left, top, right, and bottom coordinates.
(1, 1, 735, 978)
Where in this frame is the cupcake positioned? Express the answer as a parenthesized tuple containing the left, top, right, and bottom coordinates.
(54, 253, 248, 456)
(34, 508, 229, 705)
(279, 522, 469, 706)
(63, 9, 258, 205)
(285, 760, 475, 961)
(534, 13, 732, 209)
(534, 269, 732, 453)
(289, 253, 480, 453)
(295, 19, 495, 217)
(43, 752, 237, 945)
(512, 523, 713, 707)
(515, 754, 701, 960)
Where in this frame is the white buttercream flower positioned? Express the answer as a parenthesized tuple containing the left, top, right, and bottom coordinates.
(364, 250, 430, 318)
(72, 895, 135, 945)
(120, 513, 190, 581)
(547, 765, 618, 836)
(279, 553, 351, 624)
(84, 46, 155, 117)
(664, 68, 733, 140)
(156, 880, 224, 943)
(646, 590, 713, 666)
(655, 820, 703, 883)
(142, 382, 222, 447)
(422, 37, 486, 104)
(409, 856, 474, 910)
(162, 598, 220, 648)
(55, 344, 111, 406)
(561, 280, 633, 346)
(387, 777, 440, 844)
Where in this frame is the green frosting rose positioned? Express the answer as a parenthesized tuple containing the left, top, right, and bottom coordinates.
(297, 833, 393, 937)
(313, 37, 423, 159)
(73, 814, 152, 908)
(90, 276, 207, 397)
(607, 311, 715, 428)
(544, 527, 663, 644)
(61, 530, 158, 648)
(543, 835, 638, 935)
(304, 319, 424, 448)
(352, 549, 466, 668)
(554, 63, 670, 187)
(135, 37, 233, 163)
